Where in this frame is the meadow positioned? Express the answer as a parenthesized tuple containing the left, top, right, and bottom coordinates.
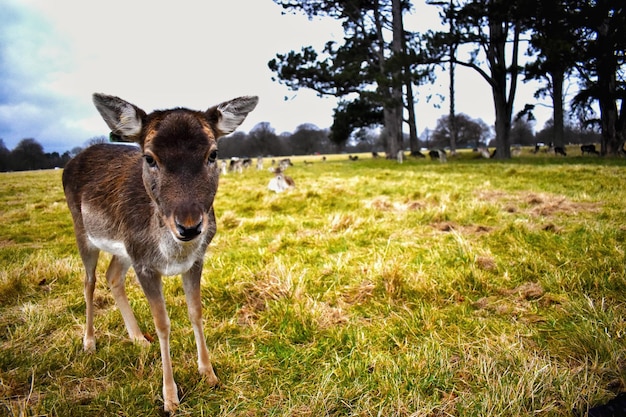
(1, 149, 626, 416)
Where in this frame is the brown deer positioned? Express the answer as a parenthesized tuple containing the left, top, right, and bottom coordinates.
(62, 93, 258, 413)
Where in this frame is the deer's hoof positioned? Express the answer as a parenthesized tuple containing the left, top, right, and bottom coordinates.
(200, 366, 219, 387)
(83, 337, 96, 353)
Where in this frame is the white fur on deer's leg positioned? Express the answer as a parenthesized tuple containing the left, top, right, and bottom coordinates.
(82, 251, 98, 352)
(182, 267, 219, 386)
(83, 277, 97, 352)
(105, 256, 149, 345)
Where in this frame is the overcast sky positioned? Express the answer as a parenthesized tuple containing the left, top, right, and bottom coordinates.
(1, 0, 551, 153)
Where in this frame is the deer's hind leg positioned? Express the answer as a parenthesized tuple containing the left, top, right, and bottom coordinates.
(78, 245, 99, 352)
(106, 255, 148, 345)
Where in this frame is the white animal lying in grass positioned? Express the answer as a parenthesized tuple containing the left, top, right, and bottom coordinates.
(268, 167, 295, 192)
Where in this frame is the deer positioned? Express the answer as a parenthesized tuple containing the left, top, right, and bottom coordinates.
(62, 93, 258, 413)
(267, 167, 295, 193)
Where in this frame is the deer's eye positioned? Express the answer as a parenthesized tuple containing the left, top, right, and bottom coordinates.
(144, 154, 157, 168)
(208, 150, 218, 164)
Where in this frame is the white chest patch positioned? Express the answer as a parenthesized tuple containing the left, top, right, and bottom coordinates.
(86, 227, 203, 277)
(88, 236, 130, 260)
(156, 234, 202, 276)
(158, 258, 196, 277)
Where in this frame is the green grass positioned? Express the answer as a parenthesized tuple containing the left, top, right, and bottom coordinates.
(2, 150, 626, 416)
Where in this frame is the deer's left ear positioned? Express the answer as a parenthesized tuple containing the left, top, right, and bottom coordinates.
(92, 93, 147, 143)
(206, 96, 259, 137)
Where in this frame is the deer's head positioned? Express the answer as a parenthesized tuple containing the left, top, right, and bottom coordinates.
(92, 93, 258, 242)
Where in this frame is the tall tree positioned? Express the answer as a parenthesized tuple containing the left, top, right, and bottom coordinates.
(423, 0, 523, 158)
(0, 139, 10, 172)
(10, 138, 47, 171)
(384, 0, 405, 155)
(268, 0, 414, 157)
(571, 0, 625, 155)
(519, 0, 578, 151)
(428, 0, 460, 154)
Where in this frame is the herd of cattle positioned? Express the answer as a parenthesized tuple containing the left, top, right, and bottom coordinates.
(223, 143, 602, 193)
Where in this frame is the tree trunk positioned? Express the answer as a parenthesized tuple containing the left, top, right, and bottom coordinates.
(493, 90, 511, 158)
(485, 13, 519, 160)
(596, 16, 620, 156)
(406, 80, 420, 153)
(599, 85, 619, 156)
(551, 69, 565, 149)
(488, 21, 511, 159)
(449, 43, 458, 155)
(382, 107, 401, 157)
(373, 0, 403, 157)
(389, 0, 404, 156)
(448, 0, 458, 156)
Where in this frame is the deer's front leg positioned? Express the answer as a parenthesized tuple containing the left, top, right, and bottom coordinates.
(137, 271, 179, 413)
(106, 256, 148, 345)
(182, 263, 218, 386)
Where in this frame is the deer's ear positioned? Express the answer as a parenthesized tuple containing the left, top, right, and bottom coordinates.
(92, 93, 147, 142)
(206, 96, 258, 137)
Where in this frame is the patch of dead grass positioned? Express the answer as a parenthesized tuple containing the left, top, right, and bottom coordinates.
(435, 222, 494, 234)
(237, 274, 291, 325)
(473, 282, 554, 321)
(479, 190, 601, 218)
(363, 196, 424, 212)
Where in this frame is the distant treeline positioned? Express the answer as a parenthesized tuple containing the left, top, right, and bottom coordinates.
(0, 138, 72, 172)
(0, 118, 603, 172)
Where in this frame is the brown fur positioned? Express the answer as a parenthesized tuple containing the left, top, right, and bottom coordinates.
(63, 93, 258, 413)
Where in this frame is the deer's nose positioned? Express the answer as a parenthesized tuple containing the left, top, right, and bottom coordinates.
(175, 218, 203, 241)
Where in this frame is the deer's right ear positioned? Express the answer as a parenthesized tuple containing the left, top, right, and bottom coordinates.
(92, 93, 146, 142)
(206, 96, 259, 138)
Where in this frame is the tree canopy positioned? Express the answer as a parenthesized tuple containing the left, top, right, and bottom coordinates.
(269, 0, 625, 157)
(269, 0, 417, 157)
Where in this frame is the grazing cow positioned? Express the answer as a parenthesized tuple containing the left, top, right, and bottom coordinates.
(268, 168, 295, 193)
(553, 146, 567, 156)
(429, 149, 447, 163)
(62, 93, 258, 413)
(581, 144, 600, 155)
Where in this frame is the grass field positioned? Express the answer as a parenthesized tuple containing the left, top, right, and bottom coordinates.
(1, 149, 626, 416)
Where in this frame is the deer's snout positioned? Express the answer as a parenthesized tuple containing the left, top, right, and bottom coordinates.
(171, 206, 204, 242)
(175, 218, 203, 241)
